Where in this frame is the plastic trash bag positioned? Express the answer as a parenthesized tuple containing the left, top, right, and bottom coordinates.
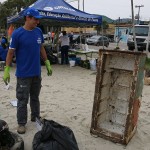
(33, 119, 79, 150)
(0, 120, 14, 148)
(0, 119, 24, 150)
(89, 59, 96, 71)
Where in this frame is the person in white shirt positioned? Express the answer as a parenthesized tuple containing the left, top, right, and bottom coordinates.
(59, 31, 63, 38)
(48, 31, 51, 43)
(59, 31, 70, 65)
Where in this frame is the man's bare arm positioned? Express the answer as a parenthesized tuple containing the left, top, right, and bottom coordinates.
(6, 49, 15, 66)
(40, 45, 48, 61)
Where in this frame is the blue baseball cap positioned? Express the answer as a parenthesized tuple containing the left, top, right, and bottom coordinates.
(24, 8, 42, 19)
(1, 39, 6, 45)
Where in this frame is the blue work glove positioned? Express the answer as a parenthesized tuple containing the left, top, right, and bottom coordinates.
(3, 66, 11, 85)
(45, 60, 52, 76)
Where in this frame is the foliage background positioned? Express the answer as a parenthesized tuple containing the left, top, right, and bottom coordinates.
(0, 0, 36, 29)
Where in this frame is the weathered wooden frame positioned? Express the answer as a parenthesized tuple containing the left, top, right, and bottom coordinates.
(90, 50, 146, 145)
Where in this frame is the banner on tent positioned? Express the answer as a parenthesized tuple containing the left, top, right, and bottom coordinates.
(39, 11, 99, 23)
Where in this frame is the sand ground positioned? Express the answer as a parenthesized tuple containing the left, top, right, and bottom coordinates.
(0, 64, 150, 150)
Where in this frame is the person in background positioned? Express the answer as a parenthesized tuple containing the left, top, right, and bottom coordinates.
(3, 8, 52, 134)
(1, 35, 8, 48)
(59, 31, 70, 65)
(51, 31, 55, 44)
(8, 24, 15, 41)
(47, 31, 51, 43)
(69, 31, 74, 48)
(0, 39, 8, 61)
(59, 31, 63, 38)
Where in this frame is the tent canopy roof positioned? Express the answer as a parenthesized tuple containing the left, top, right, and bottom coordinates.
(7, 0, 102, 25)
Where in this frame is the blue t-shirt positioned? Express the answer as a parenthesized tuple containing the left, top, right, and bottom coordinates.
(9, 27, 44, 77)
(0, 46, 8, 61)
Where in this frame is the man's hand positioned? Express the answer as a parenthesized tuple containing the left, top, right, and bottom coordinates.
(45, 60, 52, 76)
(3, 66, 11, 85)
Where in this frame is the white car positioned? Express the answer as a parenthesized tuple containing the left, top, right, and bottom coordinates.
(86, 35, 109, 47)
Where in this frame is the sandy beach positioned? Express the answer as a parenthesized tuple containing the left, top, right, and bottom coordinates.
(0, 64, 150, 150)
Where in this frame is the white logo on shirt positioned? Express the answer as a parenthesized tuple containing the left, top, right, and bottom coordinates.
(37, 38, 42, 44)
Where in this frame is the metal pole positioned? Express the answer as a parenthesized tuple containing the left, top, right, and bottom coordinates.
(78, 0, 80, 10)
(135, 5, 144, 24)
(137, 7, 140, 24)
(116, 17, 120, 48)
(83, 0, 84, 11)
(102, 23, 104, 50)
(146, 21, 150, 54)
(131, 0, 138, 51)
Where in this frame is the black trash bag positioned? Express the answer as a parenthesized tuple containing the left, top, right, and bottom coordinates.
(0, 119, 24, 150)
(0, 119, 15, 148)
(40, 54, 58, 65)
(41, 45, 58, 65)
(33, 119, 79, 150)
(47, 54, 58, 64)
(10, 132, 24, 150)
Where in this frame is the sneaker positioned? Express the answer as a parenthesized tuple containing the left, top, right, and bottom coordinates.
(17, 125, 26, 134)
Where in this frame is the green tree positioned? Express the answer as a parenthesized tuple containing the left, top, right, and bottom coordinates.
(23, 0, 37, 7)
(0, 4, 12, 28)
(0, 0, 36, 28)
(95, 20, 109, 35)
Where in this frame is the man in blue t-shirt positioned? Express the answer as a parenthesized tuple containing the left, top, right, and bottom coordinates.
(3, 8, 52, 134)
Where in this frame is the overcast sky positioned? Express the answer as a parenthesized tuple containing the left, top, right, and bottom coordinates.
(0, 0, 149, 20)
(70, 0, 149, 20)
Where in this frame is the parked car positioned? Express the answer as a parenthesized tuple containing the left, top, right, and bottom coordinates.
(86, 35, 109, 47)
(72, 34, 80, 44)
(72, 34, 87, 44)
(72, 33, 95, 44)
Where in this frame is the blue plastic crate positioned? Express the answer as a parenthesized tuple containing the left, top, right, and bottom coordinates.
(69, 57, 81, 65)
